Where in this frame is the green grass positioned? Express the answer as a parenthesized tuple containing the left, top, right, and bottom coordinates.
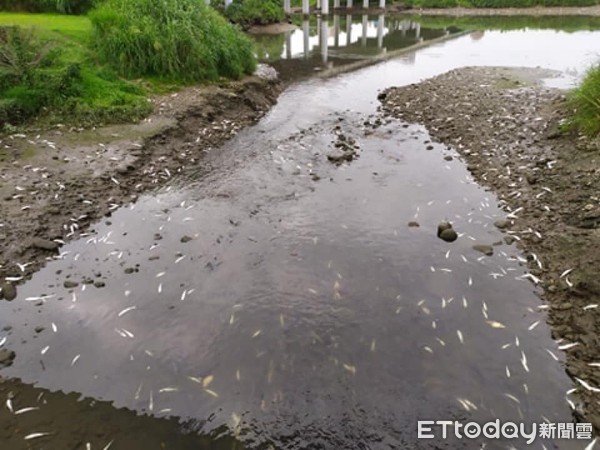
(569, 64, 600, 137)
(215, 0, 285, 28)
(0, 13, 151, 128)
(89, 0, 256, 81)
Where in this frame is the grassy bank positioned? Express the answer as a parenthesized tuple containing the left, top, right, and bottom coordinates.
(409, 14, 600, 31)
(569, 64, 600, 137)
(1, 0, 258, 130)
(213, 0, 285, 28)
(405, 0, 599, 8)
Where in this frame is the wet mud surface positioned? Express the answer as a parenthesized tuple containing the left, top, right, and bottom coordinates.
(379, 65, 600, 429)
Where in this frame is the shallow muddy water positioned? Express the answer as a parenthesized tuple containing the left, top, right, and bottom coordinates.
(2, 26, 600, 449)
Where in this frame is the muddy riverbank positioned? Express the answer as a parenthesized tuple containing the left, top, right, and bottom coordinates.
(0, 72, 283, 300)
(379, 66, 600, 427)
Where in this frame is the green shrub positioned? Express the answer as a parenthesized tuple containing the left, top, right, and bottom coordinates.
(89, 0, 256, 82)
(214, 0, 285, 28)
(0, 0, 95, 14)
(569, 65, 600, 137)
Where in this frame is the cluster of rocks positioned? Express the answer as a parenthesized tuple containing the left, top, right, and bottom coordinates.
(327, 127, 361, 165)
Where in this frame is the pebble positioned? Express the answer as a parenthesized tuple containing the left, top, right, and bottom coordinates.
(0, 349, 16, 368)
(30, 238, 59, 251)
(180, 235, 193, 243)
(472, 244, 494, 256)
(0, 283, 17, 301)
(94, 281, 106, 288)
(439, 228, 458, 242)
(63, 280, 79, 289)
(408, 221, 420, 228)
(494, 219, 510, 229)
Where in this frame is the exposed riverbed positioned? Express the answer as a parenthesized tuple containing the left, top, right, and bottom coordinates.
(1, 20, 600, 450)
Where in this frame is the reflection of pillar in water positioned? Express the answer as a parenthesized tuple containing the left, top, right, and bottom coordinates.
(363, 0, 368, 8)
(346, 14, 352, 46)
(361, 14, 367, 47)
(303, 19, 310, 59)
(321, 19, 329, 63)
(415, 22, 420, 39)
(285, 31, 292, 59)
(317, 0, 321, 8)
(322, 0, 329, 14)
(347, 0, 353, 7)
(284, 0, 291, 14)
(401, 19, 408, 36)
(334, 0, 340, 8)
(302, 0, 309, 14)
(377, 14, 384, 49)
(334, 14, 340, 47)
(379, 0, 385, 8)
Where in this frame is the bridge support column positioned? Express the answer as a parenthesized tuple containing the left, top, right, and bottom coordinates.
(361, 14, 367, 47)
(346, 14, 352, 45)
(224, 0, 232, 7)
(322, 0, 330, 15)
(379, 0, 385, 8)
(285, 31, 292, 59)
(334, 14, 340, 47)
(284, 0, 291, 14)
(347, 0, 353, 7)
(334, 0, 340, 8)
(377, 14, 384, 49)
(321, 19, 329, 62)
(303, 19, 310, 59)
(302, 0, 310, 15)
(363, 0, 368, 8)
(415, 22, 421, 39)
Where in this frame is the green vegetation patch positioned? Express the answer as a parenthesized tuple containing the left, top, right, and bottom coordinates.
(569, 64, 600, 137)
(214, 0, 286, 28)
(0, 0, 96, 15)
(0, 16, 150, 129)
(89, 0, 256, 82)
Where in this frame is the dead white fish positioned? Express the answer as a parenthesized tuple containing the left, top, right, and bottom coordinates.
(506, 366, 511, 378)
(468, 277, 473, 287)
(565, 277, 573, 288)
(203, 375, 214, 388)
(175, 255, 187, 264)
(343, 364, 356, 375)
(51, 323, 57, 333)
(503, 393, 521, 405)
(24, 432, 53, 440)
(204, 389, 219, 398)
(584, 304, 599, 310)
(560, 268, 574, 279)
(149, 391, 154, 411)
(252, 329, 262, 338)
(158, 283, 162, 293)
(486, 320, 506, 329)
(528, 320, 540, 331)
(14, 407, 39, 415)
(546, 349, 559, 361)
(588, 362, 600, 368)
(457, 330, 464, 344)
(558, 342, 579, 351)
(102, 440, 114, 450)
(575, 378, 600, 393)
(462, 296, 468, 308)
(0, 337, 6, 347)
(584, 439, 597, 450)
(6, 399, 13, 413)
(424, 346, 434, 354)
(370, 339, 376, 352)
(520, 351, 529, 373)
(71, 354, 80, 366)
(118, 306, 136, 317)
(436, 337, 446, 347)
(41, 345, 49, 355)
(159, 387, 179, 393)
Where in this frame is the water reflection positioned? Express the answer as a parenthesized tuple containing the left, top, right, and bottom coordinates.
(253, 15, 441, 77)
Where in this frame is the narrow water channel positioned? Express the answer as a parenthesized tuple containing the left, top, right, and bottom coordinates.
(2, 19, 600, 450)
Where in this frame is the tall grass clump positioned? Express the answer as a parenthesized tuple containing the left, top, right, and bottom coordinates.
(89, 0, 256, 82)
(569, 64, 600, 137)
(0, 0, 95, 14)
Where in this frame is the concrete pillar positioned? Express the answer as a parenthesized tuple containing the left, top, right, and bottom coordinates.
(379, 0, 385, 8)
(401, 19, 408, 36)
(321, 19, 329, 63)
(224, 0, 232, 7)
(363, 0, 368, 8)
(346, 14, 352, 45)
(347, 0, 353, 7)
(302, 0, 310, 15)
(361, 14, 367, 47)
(284, 0, 291, 14)
(377, 14, 384, 49)
(334, 14, 340, 47)
(285, 31, 292, 59)
(322, 0, 329, 15)
(334, 0, 340, 8)
(415, 22, 421, 39)
(303, 19, 310, 59)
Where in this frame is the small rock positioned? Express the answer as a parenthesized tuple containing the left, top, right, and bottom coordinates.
(408, 221, 420, 228)
(504, 235, 517, 245)
(439, 228, 458, 242)
(472, 244, 494, 256)
(444, 155, 453, 161)
(180, 235, 193, 243)
(437, 221, 453, 237)
(63, 280, 79, 289)
(0, 283, 17, 301)
(426, 145, 434, 150)
(494, 219, 510, 229)
(31, 238, 59, 251)
(94, 281, 106, 288)
(124, 268, 135, 274)
(0, 349, 15, 368)
(34, 326, 45, 333)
